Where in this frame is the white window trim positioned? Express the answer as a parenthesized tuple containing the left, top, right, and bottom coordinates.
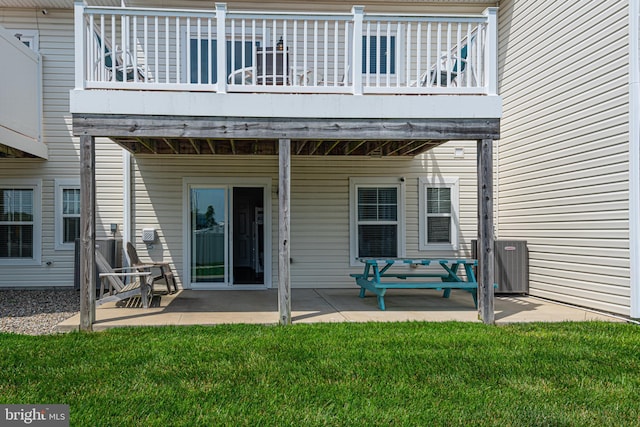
(419, 176, 459, 251)
(55, 178, 80, 251)
(0, 179, 42, 265)
(349, 177, 406, 267)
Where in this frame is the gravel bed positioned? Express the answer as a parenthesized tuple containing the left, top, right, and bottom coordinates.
(0, 289, 80, 335)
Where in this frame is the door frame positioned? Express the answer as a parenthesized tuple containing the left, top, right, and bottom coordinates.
(182, 177, 272, 290)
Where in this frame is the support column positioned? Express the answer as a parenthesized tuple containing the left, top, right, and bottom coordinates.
(477, 138, 495, 324)
(278, 138, 291, 325)
(79, 135, 96, 331)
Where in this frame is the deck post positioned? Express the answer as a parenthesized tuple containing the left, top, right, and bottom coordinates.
(79, 135, 96, 331)
(477, 138, 495, 324)
(278, 138, 291, 325)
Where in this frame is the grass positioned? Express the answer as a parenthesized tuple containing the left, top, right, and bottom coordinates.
(0, 322, 639, 426)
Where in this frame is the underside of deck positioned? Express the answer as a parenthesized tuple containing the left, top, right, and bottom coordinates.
(72, 114, 500, 156)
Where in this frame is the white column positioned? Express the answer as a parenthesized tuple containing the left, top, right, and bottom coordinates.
(216, 3, 227, 94)
(74, 1, 87, 90)
(483, 7, 498, 96)
(352, 6, 364, 95)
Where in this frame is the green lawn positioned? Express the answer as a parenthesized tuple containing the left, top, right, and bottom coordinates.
(1, 322, 638, 426)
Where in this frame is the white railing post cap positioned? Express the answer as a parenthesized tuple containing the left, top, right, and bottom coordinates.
(352, 5, 365, 14)
(215, 2, 227, 12)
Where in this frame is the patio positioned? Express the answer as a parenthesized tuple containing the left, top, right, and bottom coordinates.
(56, 289, 622, 332)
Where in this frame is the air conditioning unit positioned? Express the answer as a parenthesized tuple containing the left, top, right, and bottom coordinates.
(472, 240, 529, 294)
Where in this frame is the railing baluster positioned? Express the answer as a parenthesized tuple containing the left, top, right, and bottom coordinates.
(154, 16, 158, 84)
(406, 21, 411, 87)
(197, 18, 202, 84)
(283, 20, 288, 85)
(230, 19, 236, 85)
(323, 20, 328, 88)
(365, 21, 370, 87)
(254, 19, 259, 86)
(333, 21, 338, 87)
(386, 21, 391, 87)
(208, 17, 212, 85)
(407, 21, 422, 87)
(426, 22, 431, 87)
(176, 16, 181, 84)
(272, 19, 277, 86)
(241, 20, 246, 85)
(164, 16, 169, 84)
(303, 20, 308, 87)
(313, 20, 318, 87)
(293, 20, 298, 85)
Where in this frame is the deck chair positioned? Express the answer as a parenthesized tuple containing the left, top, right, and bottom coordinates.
(413, 33, 476, 88)
(94, 33, 146, 82)
(95, 251, 153, 308)
(228, 66, 256, 85)
(126, 242, 178, 294)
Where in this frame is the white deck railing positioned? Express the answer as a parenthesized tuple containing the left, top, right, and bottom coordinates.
(75, 2, 497, 95)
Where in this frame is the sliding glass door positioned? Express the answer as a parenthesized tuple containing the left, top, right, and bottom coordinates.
(186, 179, 270, 289)
(190, 187, 227, 283)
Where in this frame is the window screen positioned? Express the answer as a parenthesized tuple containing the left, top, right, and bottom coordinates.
(426, 187, 451, 244)
(357, 187, 398, 257)
(0, 189, 34, 258)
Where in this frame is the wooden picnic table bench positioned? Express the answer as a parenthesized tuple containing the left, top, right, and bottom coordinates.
(352, 258, 479, 310)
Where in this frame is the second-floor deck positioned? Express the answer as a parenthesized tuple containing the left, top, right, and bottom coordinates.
(71, 3, 501, 155)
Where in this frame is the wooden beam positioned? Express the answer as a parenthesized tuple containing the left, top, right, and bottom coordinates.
(477, 138, 495, 325)
(309, 141, 323, 155)
(135, 137, 157, 154)
(73, 114, 500, 141)
(163, 138, 179, 154)
(324, 140, 341, 155)
(345, 140, 367, 155)
(295, 141, 307, 155)
(188, 138, 201, 154)
(230, 139, 236, 155)
(79, 135, 96, 331)
(206, 139, 215, 154)
(278, 138, 291, 325)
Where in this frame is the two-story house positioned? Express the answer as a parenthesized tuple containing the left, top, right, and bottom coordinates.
(4, 0, 636, 327)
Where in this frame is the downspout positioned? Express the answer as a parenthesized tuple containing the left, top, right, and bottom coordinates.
(629, 0, 639, 318)
(122, 150, 132, 266)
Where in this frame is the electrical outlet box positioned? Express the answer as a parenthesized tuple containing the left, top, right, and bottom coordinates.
(141, 228, 156, 243)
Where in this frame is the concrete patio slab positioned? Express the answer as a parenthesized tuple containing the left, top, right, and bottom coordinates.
(56, 288, 624, 332)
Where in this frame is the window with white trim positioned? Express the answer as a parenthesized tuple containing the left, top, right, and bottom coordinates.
(55, 179, 80, 250)
(0, 180, 41, 264)
(419, 177, 459, 251)
(350, 177, 405, 265)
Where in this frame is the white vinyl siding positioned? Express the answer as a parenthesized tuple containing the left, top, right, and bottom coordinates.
(0, 9, 125, 287)
(497, 0, 631, 315)
(129, 143, 478, 289)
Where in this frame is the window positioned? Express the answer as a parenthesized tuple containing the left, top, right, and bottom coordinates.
(55, 179, 80, 250)
(362, 35, 395, 74)
(0, 180, 41, 265)
(350, 177, 405, 265)
(189, 39, 257, 84)
(13, 30, 38, 51)
(419, 177, 459, 251)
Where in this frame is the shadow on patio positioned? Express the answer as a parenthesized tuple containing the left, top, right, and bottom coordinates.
(56, 288, 621, 332)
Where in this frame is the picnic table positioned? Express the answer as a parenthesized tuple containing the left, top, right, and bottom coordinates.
(351, 258, 479, 310)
